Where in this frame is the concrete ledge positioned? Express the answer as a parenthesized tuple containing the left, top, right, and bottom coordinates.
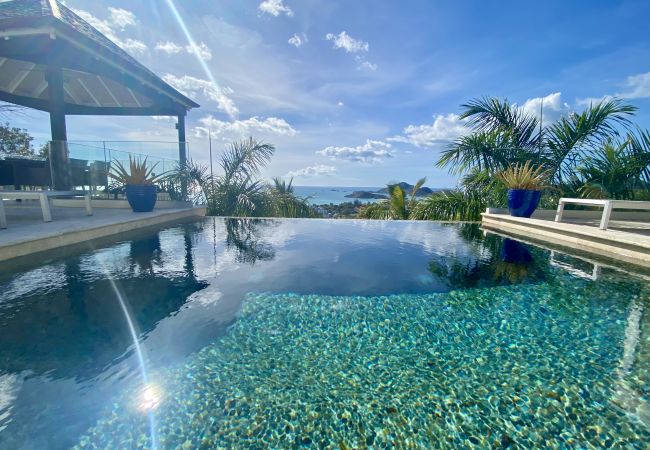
(482, 213, 650, 268)
(52, 199, 193, 209)
(0, 206, 206, 262)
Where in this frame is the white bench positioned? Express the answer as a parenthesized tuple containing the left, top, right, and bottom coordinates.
(0, 191, 92, 229)
(555, 198, 650, 230)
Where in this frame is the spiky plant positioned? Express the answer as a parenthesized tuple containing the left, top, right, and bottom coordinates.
(109, 156, 165, 185)
(496, 161, 550, 190)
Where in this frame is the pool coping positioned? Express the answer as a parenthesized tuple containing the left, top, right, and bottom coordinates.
(481, 212, 650, 268)
(0, 206, 206, 262)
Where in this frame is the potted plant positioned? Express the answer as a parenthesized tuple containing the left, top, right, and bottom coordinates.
(109, 156, 165, 212)
(497, 161, 549, 218)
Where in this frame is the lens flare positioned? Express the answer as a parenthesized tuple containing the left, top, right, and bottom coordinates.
(164, 0, 223, 92)
(104, 274, 158, 449)
(138, 383, 164, 412)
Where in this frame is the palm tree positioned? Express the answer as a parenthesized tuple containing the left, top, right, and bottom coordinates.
(437, 97, 637, 185)
(359, 178, 426, 219)
(578, 138, 650, 199)
(211, 137, 275, 216)
(265, 177, 318, 218)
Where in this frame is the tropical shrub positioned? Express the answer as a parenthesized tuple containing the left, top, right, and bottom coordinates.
(363, 96, 649, 222)
(431, 96, 650, 218)
(171, 137, 319, 218)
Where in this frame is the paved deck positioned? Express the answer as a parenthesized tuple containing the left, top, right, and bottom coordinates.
(482, 212, 650, 268)
(0, 202, 206, 261)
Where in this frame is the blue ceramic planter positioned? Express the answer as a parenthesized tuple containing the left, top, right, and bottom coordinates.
(125, 184, 157, 212)
(501, 238, 532, 264)
(507, 189, 541, 218)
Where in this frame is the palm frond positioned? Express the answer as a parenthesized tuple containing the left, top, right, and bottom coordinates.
(545, 98, 636, 183)
(460, 96, 540, 149)
(220, 137, 275, 182)
(411, 190, 486, 221)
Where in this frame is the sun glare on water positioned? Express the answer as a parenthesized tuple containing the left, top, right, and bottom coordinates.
(138, 383, 164, 413)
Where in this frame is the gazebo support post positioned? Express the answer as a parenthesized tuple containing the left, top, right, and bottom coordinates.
(46, 66, 71, 191)
(177, 113, 187, 198)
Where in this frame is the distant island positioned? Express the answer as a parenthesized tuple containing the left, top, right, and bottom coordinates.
(345, 191, 387, 199)
(345, 182, 435, 199)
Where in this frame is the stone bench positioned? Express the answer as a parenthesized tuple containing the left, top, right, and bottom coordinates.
(0, 191, 92, 229)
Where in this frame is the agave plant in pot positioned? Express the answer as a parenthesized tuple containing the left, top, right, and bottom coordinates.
(497, 161, 549, 218)
(109, 157, 165, 212)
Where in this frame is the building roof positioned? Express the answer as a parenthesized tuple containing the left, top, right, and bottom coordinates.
(0, 0, 199, 116)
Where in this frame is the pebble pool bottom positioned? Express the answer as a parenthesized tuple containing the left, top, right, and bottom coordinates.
(76, 281, 649, 449)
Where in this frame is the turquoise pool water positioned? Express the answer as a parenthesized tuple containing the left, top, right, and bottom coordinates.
(0, 219, 648, 448)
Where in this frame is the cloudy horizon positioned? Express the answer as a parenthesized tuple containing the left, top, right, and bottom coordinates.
(7, 0, 650, 187)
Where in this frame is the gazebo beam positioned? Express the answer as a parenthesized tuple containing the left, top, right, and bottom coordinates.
(45, 64, 71, 190)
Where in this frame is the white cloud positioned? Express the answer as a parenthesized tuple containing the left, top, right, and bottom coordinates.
(196, 115, 297, 140)
(163, 74, 238, 119)
(186, 42, 213, 61)
(258, 0, 294, 17)
(389, 113, 468, 148)
(73, 7, 147, 56)
(107, 7, 136, 29)
(286, 164, 337, 178)
(317, 139, 393, 164)
(325, 31, 369, 53)
(578, 95, 614, 106)
(155, 41, 183, 54)
(288, 33, 305, 48)
(155, 41, 212, 60)
(519, 92, 570, 125)
(358, 60, 377, 71)
(622, 71, 650, 99)
(578, 71, 650, 105)
(121, 38, 148, 55)
(337, 101, 344, 107)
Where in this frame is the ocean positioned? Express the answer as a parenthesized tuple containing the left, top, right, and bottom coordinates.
(293, 186, 383, 205)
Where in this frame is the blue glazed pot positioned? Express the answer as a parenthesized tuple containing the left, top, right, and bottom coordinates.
(501, 238, 532, 264)
(125, 184, 157, 212)
(507, 189, 541, 218)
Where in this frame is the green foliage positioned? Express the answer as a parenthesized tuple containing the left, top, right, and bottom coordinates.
(433, 95, 649, 213)
(411, 190, 487, 221)
(172, 138, 318, 218)
(265, 177, 319, 218)
(0, 122, 34, 156)
(578, 138, 650, 199)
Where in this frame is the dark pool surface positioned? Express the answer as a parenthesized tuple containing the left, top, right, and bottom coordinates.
(0, 218, 648, 448)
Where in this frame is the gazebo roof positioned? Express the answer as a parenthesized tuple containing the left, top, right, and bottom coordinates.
(0, 0, 199, 116)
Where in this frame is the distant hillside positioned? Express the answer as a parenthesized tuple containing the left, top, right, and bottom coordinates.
(376, 182, 434, 196)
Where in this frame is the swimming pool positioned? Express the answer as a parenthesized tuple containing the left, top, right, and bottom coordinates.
(0, 218, 648, 448)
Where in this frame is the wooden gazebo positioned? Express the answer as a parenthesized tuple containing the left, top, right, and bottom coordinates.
(0, 0, 199, 189)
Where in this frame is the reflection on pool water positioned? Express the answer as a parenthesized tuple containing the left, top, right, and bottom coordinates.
(0, 219, 648, 448)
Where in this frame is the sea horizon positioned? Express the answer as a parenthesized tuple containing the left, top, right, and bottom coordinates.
(293, 185, 383, 205)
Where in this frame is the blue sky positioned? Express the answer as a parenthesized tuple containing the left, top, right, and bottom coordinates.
(12, 0, 650, 187)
